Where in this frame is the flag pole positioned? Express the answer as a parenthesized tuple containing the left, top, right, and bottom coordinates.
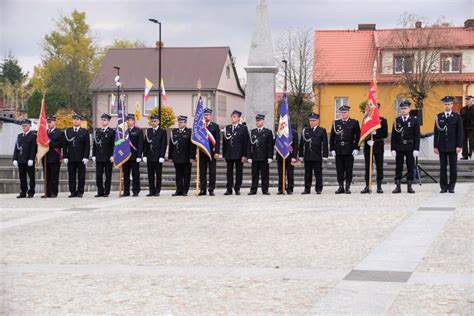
(42, 95, 48, 198)
(195, 79, 202, 196)
(282, 156, 286, 194)
(119, 166, 123, 197)
(368, 134, 374, 193)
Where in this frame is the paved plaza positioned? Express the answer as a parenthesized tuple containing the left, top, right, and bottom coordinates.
(1, 183, 473, 314)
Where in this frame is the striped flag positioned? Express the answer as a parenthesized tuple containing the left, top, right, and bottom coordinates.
(36, 98, 49, 163)
(144, 78, 154, 103)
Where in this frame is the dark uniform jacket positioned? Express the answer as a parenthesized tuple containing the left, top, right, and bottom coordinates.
(222, 123, 249, 160)
(168, 127, 195, 163)
(299, 126, 329, 161)
(143, 127, 167, 162)
(460, 105, 474, 131)
(363, 117, 388, 154)
(127, 126, 144, 160)
(434, 112, 463, 152)
(13, 131, 37, 163)
(45, 128, 63, 163)
(330, 118, 361, 155)
(277, 129, 299, 161)
(92, 127, 115, 162)
(248, 127, 274, 161)
(205, 121, 221, 156)
(63, 127, 90, 162)
(391, 116, 420, 152)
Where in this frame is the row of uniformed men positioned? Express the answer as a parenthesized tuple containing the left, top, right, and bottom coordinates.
(13, 96, 463, 198)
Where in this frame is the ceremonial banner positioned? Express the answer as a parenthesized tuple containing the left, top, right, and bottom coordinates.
(191, 96, 212, 159)
(359, 61, 381, 146)
(275, 92, 293, 159)
(36, 98, 49, 162)
(113, 97, 131, 168)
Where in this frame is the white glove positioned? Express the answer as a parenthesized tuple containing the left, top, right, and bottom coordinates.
(413, 150, 419, 157)
(27, 160, 34, 166)
(143, 157, 148, 163)
(331, 150, 336, 157)
(82, 158, 89, 165)
(63, 158, 68, 165)
(110, 156, 114, 163)
(92, 156, 96, 162)
(13, 160, 18, 167)
(352, 149, 359, 157)
(367, 140, 374, 146)
(248, 158, 253, 163)
(267, 158, 272, 164)
(136, 158, 142, 163)
(373, 130, 377, 135)
(391, 150, 396, 157)
(323, 157, 328, 161)
(159, 157, 165, 163)
(298, 157, 304, 162)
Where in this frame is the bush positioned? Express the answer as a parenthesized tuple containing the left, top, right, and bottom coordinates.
(146, 105, 176, 128)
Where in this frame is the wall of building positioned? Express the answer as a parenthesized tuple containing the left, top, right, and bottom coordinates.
(315, 83, 464, 133)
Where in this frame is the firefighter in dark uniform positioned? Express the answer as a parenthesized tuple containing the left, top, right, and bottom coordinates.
(63, 114, 90, 198)
(277, 128, 298, 195)
(122, 114, 143, 197)
(222, 110, 249, 195)
(198, 108, 220, 196)
(169, 115, 195, 196)
(390, 100, 420, 194)
(13, 119, 37, 198)
(299, 113, 329, 194)
(361, 103, 388, 194)
(434, 96, 464, 193)
(92, 113, 115, 197)
(248, 114, 274, 195)
(143, 114, 167, 197)
(330, 105, 361, 194)
(41, 116, 63, 198)
(461, 95, 474, 159)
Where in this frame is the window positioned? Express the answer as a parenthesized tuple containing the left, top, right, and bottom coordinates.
(192, 94, 210, 115)
(441, 54, 461, 73)
(217, 95, 227, 117)
(394, 54, 414, 74)
(108, 94, 127, 116)
(226, 65, 231, 78)
(334, 97, 348, 119)
(143, 94, 158, 116)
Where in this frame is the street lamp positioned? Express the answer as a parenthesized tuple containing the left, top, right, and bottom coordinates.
(148, 18, 162, 120)
(282, 60, 288, 91)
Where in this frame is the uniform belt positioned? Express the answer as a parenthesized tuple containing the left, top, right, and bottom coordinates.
(402, 140, 413, 144)
(340, 141, 346, 146)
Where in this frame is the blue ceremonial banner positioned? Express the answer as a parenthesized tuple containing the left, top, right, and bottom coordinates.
(275, 92, 293, 159)
(113, 96, 131, 168)
(191, 96, 212, 159)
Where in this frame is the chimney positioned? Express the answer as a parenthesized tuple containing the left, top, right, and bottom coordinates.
(155, 41, 164, 49)
(358, 24, 376, 30)
(465, 19, 474, 28)
(415, 21, 422, 28)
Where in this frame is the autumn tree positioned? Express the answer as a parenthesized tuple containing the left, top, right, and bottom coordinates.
(0, 54, 29, 111)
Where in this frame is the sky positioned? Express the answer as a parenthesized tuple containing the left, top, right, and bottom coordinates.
(1, 0, 473, 81)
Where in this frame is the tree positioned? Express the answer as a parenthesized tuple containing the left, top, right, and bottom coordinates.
(30, 10, 97, 117)
(275, 27, 314, 132)
(147, 105, 176, 129)
(0, 54, 29, 110)
(0, 54, 28, 85)
(26, 89, 67, 118)
(389, 13, 454, 110)
(94, 39, 147, 72)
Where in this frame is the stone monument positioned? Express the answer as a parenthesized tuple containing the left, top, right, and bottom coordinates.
(244, 0, 278, 131)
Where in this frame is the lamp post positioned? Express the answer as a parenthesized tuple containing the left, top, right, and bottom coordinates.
(148, 18, 162, 120)
(282, 59, 288, 91)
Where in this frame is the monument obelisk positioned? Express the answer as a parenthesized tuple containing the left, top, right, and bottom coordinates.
(244, 0, 278, 131)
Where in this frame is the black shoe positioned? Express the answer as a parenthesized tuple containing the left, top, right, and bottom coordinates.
(460, 156, 468, 160)
(248, 191, 257, 195)
(345, 186, 351, 194)
(146, 193, 155, 197)
(277, 191, 284, 195)
(122, 192, 130, 197)
(407, 180, 415, 194)
(182, 193, 188, 197)
(440, 189, 448, 193)
(287, 191, 293, 195)
(68, 194, 77, 198)
(392, 180, 401, 194)
(41, 195, 49, 198)
(316, 191, 322, 195)
(262, 191, 270, 195)
(335, 185, 345, 194)
(360, 186, 370, 194)
(154, 192, 160, 197)
(172, 192, 182, 196)
(95, 194, 104, 198)
(209, 191, 215, 196)
(77, 193, 83, 198)
(448, 189, 455, 193)
(301, 190, 310, 195)
(376, 180, 383, 194)
(50, 194, 57, 198)
(132, 193, 139, 197)
(235, 189, 240, 195)
(17, 194, 27, 199)
(224, 190, 232, 195)
(198, 191, 207, 196)
(103, 194, 109, 198)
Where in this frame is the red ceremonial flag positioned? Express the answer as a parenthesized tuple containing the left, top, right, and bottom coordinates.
(359, 61, 381, 146)
(36, 97, 49, 162)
